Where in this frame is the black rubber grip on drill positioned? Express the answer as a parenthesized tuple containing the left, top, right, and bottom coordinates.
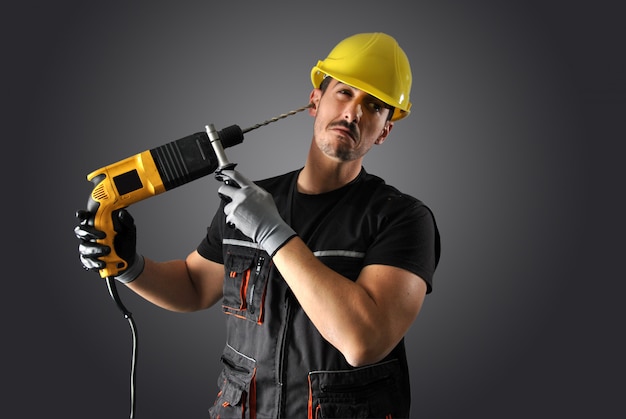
(150, 132, 218, 190)
(150, 125, 244, 191)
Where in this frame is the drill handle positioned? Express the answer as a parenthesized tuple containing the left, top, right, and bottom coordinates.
(207, 123, 240, 187)
(87, 174, 129, 278)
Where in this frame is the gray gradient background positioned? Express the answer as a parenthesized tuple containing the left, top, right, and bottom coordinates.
(3, 1, 624, 418)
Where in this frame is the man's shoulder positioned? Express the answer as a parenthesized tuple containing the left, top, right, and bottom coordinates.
(360, 170, 423, 207)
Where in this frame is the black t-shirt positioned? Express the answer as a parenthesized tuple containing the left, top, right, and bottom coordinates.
(198, 168, 440, 292)
(291, 181, 356, 242)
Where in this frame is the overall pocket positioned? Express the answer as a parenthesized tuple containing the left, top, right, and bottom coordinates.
(308, 360, 406, 419)
(209, 344, 258, 419)
(223, 246, 270, 324)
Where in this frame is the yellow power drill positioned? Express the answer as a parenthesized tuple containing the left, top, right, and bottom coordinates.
(80, 105, 310, 419)
(85, 123, 243, 278)
(82, 123, 244, 419)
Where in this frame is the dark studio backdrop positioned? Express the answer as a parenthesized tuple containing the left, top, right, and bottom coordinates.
(3, 1, 624, 418)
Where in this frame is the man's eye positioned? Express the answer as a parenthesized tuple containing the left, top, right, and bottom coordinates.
(368, 102, 383, 112)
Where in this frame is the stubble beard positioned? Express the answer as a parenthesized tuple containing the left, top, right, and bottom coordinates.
(318, 137, 361, 162)
(317, 120, 363, 162)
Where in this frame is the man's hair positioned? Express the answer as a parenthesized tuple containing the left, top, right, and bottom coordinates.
(319, 76, 395, 122)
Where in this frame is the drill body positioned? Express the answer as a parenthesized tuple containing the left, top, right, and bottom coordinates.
(86, 126, 243, 278)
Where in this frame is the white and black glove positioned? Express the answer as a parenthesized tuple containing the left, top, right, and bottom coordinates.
(74, 208, 144, 283)
(217, 169, 296, 256)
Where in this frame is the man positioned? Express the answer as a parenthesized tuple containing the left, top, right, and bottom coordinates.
(76, 32, 440, 418)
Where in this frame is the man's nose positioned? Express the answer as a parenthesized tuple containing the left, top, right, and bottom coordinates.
(343, 102, 363, 123)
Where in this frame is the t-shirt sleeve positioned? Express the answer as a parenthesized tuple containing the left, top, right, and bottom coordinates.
(363, 198, 440, 293)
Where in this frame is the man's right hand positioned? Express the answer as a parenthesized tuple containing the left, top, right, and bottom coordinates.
(74, 208, 144, 283)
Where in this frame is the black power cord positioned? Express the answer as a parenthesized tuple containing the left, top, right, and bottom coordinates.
(106, 277, 138, 418)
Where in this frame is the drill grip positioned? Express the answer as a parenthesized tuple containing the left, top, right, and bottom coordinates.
(87, 174, 131, 278)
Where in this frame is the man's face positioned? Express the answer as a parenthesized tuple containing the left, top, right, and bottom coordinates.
(310, 79, 393, 162)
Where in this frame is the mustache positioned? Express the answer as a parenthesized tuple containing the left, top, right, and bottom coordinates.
(329, 120, 359, 140)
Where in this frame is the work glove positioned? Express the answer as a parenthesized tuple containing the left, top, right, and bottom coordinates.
(218, 169, 296, 257)
(74, 208, 144, 283)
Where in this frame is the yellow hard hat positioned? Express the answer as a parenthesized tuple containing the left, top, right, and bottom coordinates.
(311, 32, 412, 121)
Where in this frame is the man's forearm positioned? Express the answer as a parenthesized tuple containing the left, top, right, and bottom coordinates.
(126, 255, 222, 313)
(272, 237, 399, 366)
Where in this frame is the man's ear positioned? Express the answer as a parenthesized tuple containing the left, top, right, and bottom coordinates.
(375, 122, 394, 145)
(308, 89, 321, 116)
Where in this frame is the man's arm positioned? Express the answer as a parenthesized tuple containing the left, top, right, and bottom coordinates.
(273, 237, 427, 367)
(75, 208, 224, 313)
(126, 250, 224, 313)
